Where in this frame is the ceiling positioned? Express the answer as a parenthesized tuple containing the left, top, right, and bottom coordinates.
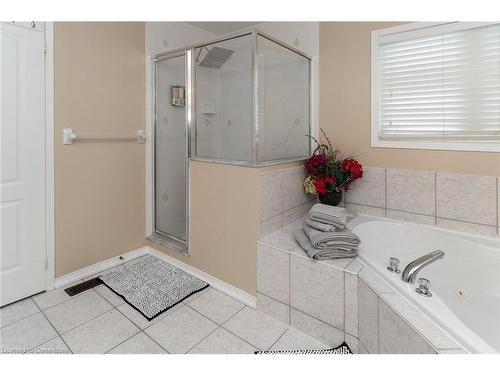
(186, 22, 261, 35)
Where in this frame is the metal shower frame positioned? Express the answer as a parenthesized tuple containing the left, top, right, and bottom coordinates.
(152, 28, 312, 249)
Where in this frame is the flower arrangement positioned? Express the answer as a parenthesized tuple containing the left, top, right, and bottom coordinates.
(304, 129, 363, 205)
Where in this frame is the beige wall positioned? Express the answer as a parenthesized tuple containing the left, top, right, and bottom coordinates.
(149, 160, 259, 296)
(319, 22, 500, 176)
(54, 22, 146, 276)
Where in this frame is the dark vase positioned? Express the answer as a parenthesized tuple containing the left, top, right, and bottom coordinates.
(318, 190, 343, 206)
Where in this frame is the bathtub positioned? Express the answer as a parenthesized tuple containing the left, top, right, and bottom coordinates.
(348, 215, 500, 354)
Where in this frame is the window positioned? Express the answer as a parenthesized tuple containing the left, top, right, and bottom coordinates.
(371, 22, 500, 152)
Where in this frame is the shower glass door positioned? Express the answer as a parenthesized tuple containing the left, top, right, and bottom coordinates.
(154, 52, 188, 246)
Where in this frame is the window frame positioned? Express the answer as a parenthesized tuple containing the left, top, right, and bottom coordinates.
(371, 22, 500, 153)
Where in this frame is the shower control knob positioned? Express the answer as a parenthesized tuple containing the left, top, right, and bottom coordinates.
(416, 278, 432, 297)
(387, 257, 401, 273)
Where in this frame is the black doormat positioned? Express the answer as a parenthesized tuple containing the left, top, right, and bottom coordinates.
(255, 342, 352, 354)
(98, 255, 209, 320)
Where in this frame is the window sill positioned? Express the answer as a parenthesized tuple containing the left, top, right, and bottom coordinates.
(371, 139, 500, 153)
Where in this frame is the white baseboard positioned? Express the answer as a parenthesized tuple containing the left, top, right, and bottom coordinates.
(53, 245, 257, 308)
(54, 247, 149, 289)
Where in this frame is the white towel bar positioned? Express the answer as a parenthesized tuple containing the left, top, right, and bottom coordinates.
(63, 128, 145, 145)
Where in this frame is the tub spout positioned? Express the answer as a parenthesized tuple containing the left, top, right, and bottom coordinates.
(402, 250, 445, 283)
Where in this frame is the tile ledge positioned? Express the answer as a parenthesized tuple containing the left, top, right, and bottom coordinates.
(257, 239, 358, 272)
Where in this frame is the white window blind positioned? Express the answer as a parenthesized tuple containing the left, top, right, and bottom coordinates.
(376, 23, 500, 142)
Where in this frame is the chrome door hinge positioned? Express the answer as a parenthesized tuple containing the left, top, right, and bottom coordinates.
(44, 256, 49, 270)
(43, 41, 47, 54)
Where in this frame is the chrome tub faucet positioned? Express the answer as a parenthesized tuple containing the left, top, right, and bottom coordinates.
(401, 250, 445, 283)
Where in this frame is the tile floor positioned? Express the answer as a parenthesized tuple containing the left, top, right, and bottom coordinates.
(0, 263, 328, 354)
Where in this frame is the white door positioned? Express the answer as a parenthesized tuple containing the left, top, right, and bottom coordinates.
(1, 22, 47, 306)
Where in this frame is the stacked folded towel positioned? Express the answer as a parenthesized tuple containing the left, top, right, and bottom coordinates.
(294, 203, 360, 261)
(307, 203, 347, 229)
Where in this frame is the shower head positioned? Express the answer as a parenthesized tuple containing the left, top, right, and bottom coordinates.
(198, 46, 234, 68)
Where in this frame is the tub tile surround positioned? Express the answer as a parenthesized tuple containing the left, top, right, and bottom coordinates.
(358, 268, 463, 354)
(257, 163, 496, 353)
(378, 299, 435, 354)
(358, 280, 380, 353)
(260, 171, 285, 222)
(386, 169, 436, 216)
(436, 173, 497, 227)
(257, 243, 290, 304)
(256, 225, 466, 354)
(283, 167, 312, 211)
(289, 308, 345, 348)
(256, 293, 290, 325)
(259, 166, 316, 238)
(344, 167, 500, 238)
(346, 167, 386, 208)
(290, 254, 344, 328)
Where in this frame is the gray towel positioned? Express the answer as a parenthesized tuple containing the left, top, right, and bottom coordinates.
(305, 217, 337, 232)
(303, 225, 360, 250)
(307, 203, 347, 228)
(294, 229, 359, 260)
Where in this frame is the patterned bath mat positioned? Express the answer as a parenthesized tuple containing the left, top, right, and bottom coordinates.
(99, 255, 209, 320)
(255, 342, 352, 355)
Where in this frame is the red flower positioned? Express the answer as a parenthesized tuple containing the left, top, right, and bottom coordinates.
(324, 177, 337, 185)
(313, 177, 337, 195)
(341, 159, 363, 180)
(304, 154, 326, 176)
(313, 178, 328, 194)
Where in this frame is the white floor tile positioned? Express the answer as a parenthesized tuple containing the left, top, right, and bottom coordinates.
(108, 332, 166, 354)
(94, 285, 125, 307)
(0, 259, 343, 355)
(44, 290, 113, 333)
(32, 283, 79, 310)
(270, 328, 328, 351)
(187, 288, 244, 325)
(62, 309, 139, 354)
(0, 313, 58, 352)
(188, 327, 256, 354)
(144, 305, 217, 354)
(182, 286, 211, 304)
(0, 298, 40, 328)
(32, 336, 71, 354)
(116, 302, 183, 330)
(223, 307, 288, 350)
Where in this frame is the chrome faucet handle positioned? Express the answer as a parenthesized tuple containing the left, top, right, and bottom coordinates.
(387, 257, 401, 273)
(416, 278, 432, 297)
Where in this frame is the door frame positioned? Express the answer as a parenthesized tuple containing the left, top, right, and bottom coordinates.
(44, 22, 55, 290)
(150, 51, 191, 250)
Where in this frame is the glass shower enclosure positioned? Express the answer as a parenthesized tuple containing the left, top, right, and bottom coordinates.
(153, 29, 311, 250)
